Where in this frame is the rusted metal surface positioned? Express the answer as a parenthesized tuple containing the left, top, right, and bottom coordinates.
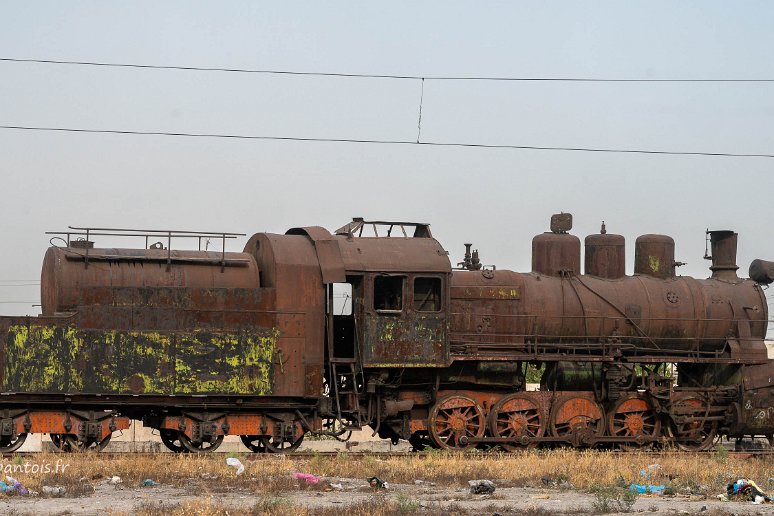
(448, 270, 768, 356)
(706, 230, 739, 280)
(634, 234, 676, 278)
(336, 237, 451, 273)
(41, 246, 259, 315)
(585, 224, 625, 279)
(749, 259, 774, 285)
(285, 226, 346, 284)
(532, 232, 581, 277)
(0, 215, 773, 453)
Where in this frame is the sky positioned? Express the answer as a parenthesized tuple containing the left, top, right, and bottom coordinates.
(0, 2, 772, 333)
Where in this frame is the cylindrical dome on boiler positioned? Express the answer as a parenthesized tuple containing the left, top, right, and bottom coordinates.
(585, 231, 625, 279)
(634, 234, 675, 279)
(532, 232, 581, 276)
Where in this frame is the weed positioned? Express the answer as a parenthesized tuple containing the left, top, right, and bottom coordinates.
(714, 445, 729, 464)
(395, 491, 420, 513)
(590, 486, 638, 513)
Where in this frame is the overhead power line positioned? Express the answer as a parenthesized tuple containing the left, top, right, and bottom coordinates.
(2, 58, 774, 83)
(2, 124, 773, 159)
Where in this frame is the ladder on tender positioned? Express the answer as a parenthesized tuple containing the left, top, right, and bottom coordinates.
(329, 358, 363, 429)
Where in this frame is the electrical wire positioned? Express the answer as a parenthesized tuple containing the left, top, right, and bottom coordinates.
(2, 125, 773, 158)
(3, 58, 774, 82)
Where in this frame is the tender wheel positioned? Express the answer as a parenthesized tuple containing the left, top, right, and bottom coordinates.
(178, 433, 224, 453)
(668, 395, 718, 451)
(489, 393, 544, 451)
(160, 429, 189, 453)
(240, 435, 266, 453)
(0, 433, 27, 453)
(608, 396, 661, 449)
(61, 434, 111, 452)
(550, 395, 605, 447)
(260, 422, 304, 453)
(428, 394, 485, 449)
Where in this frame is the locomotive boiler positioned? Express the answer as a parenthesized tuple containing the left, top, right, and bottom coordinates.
(0, 215, 771, 453)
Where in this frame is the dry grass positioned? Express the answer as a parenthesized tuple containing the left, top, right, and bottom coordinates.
(0, 448, 770, 499)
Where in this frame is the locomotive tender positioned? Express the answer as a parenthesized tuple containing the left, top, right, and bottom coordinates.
(0, 214, 772, 452)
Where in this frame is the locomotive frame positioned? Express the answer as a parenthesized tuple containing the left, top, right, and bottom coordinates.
(0, 214, 771, 453)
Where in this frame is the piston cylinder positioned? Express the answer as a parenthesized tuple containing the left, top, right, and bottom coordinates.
(584, 223, 625, 279)
(634, 234, 675, 279)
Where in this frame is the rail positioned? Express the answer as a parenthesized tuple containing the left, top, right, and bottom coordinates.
(334, 217, 432, 238)
(46, 226, 246, 271)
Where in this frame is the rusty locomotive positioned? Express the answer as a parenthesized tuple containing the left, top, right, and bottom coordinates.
(0, 214, 772, 453)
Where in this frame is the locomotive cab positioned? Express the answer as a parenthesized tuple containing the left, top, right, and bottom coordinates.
(332, 219, 452, 368)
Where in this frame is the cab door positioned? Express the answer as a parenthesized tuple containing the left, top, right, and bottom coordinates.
(359, 273, 449, 367)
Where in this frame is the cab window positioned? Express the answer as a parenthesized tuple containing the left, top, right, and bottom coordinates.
(414, 277, 442, 312)
(374, 276, 404, 311)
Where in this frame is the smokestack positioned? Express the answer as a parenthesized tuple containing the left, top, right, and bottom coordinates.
(706, 230, 738, 280)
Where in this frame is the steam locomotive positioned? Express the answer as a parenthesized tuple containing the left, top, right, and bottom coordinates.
(0, 214, 771, 453)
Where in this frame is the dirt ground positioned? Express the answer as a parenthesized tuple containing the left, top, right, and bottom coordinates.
(0, 475, 772, 515)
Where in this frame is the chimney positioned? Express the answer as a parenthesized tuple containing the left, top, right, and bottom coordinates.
(706, 230, 738, 280)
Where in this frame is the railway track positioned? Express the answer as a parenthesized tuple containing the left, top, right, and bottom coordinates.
(4, 447, 773, 460)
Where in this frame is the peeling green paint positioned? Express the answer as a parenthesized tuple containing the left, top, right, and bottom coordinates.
(4, 325, 278, 395)
(648, 256, 661, 273)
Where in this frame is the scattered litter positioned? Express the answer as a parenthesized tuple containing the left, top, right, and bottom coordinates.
(639, 464, 662, 479)
(293, 472, 320, 484)
(142, 479, 159, 487)
(414, 479, 436, 486)
(754, 495, 766, 505)
(530, 495, 550, 500)
(367, 476, 388, 490)
(200, 473, 219, 480)
(6, 476, 29, 495)
(699, 505, 707, 512)
(330, 482, 343, 491)
(468, 479, 496, 495)
(41, 486, 66, 496)
(226, 457, 245, 475)
(724, 478, 771, 503)
(108, 476, 122, 485)
(629, 483, 665, 495)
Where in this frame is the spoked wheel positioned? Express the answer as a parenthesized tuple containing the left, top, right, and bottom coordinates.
(240, 435, 266, 453)
(260, 422, 305, 453)
(667, 395, 718, 451)
(550, 395, 605, 447)
(0, 433, 27, 453)
(160, 430, 189, 453)
(489, 393, 545, 451)
(178, 433, 224, 453)
(608, 396, 661, 450)
(428, 394, 485, 450)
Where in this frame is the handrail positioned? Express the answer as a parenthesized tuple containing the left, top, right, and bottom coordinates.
(46, 226, 246, 271)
